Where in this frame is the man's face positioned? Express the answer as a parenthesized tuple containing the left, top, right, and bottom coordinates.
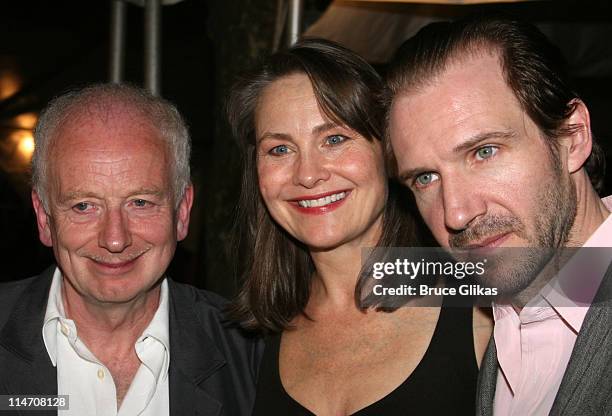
(33, 107, 193, 305)
(389, 52, 576, 295)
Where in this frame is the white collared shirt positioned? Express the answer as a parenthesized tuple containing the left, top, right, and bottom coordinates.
(42, 268, 170, 416)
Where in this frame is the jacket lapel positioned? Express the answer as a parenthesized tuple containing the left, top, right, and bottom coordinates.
(550, 262, 612, 415)
(1, 271, 235, 416)
(476, 262, 612, 416)
(0, 267, 57, 414)
(168, 280, 226, 416)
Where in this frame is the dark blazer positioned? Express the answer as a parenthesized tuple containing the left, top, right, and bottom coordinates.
(476, 261, 612, 416)
(0, 266, 264, 416)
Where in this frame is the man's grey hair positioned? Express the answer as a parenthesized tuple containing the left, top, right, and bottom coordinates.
(32, 83, 192, 211)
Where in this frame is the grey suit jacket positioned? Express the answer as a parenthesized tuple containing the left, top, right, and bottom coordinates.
(0, 266, 264, 416)
(476, 261, 612, 415)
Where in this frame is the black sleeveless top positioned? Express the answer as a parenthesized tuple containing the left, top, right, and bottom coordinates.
(252, 301, 478, 415)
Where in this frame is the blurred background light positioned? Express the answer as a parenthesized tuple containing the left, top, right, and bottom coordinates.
(16, 132, 35, 162)
(0, 111, 38, 172)
(0, 69, 21, 101)
(14, 112, 37, 129)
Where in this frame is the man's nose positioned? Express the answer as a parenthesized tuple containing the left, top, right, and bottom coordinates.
(292, 151, 331, 188)
(442, 176, 486, 232)
(99, 207, 132, 252)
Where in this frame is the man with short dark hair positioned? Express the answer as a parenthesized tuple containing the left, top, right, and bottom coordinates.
(0, 84, 262, 415)
(385, 15, 612, 415)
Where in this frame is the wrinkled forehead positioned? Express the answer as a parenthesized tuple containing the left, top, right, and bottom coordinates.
(51, 99, 166, 151)
(62, 98, 158, 135)
(47, 104, 170, 179)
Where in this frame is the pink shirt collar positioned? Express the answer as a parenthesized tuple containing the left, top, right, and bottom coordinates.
(493, 195, 612, 393)
(541, 195, 612, 331)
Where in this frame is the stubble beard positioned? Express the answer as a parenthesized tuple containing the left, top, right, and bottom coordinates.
(449, 159, 577, 302)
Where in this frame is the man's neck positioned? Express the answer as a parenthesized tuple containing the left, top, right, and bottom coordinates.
(565, 176, 610, 247)
(512, 184, 610, 309)
(511, 252, 572, 309)
(61, 278, 161, 352)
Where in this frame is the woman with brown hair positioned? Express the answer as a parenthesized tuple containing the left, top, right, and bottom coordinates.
(227, 39, 491, 415)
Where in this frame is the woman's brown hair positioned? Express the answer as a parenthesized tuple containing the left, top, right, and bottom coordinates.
(227, 39, 419, 333)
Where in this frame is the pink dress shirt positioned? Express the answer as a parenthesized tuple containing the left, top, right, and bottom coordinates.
(492, 196, 612, 416)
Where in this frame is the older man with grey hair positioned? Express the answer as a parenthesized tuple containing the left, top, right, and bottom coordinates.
(0, 84, 262, 416)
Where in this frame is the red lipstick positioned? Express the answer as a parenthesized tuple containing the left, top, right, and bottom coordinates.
(289, 190, 351, 215)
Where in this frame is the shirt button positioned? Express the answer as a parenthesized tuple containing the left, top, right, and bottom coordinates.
(97, 369, 105, 380)
(60, 324, 70, 336)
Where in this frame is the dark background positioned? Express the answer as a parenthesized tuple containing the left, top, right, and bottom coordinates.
(0, 0, 610, 299)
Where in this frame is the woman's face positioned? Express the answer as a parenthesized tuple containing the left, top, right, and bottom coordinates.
(255, 73, 387, 251)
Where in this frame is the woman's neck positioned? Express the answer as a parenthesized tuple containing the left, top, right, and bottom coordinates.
(308, 219, 383, 312)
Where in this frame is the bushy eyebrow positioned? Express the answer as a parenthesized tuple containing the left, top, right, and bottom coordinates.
(397, 130, 517, 183)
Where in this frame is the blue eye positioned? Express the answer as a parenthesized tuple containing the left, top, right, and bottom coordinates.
(133, 199, 148, 208)
(414, 172, 439, 188)
(475, 145, 498, 160)
(269, 144, 290, 155)
(73, 202, 90, 211)
(326, 135, 347, 145)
